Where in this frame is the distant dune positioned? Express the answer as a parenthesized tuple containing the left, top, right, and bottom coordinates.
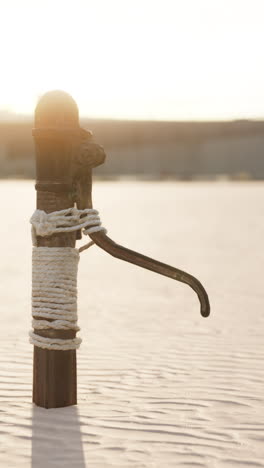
(1, 119, 264, 179)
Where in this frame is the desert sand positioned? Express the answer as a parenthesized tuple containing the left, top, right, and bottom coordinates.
(0, 181, 263, 467)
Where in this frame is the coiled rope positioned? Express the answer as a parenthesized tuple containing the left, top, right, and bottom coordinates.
(29, 208, 106, 351)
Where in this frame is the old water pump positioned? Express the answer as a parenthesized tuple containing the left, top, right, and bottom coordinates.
(30, 91, 210, 408)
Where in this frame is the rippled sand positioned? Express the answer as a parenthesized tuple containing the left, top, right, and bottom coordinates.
(0, 181, 263, 467)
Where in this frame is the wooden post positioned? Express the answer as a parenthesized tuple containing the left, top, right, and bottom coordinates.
(32, 91, 81, 408)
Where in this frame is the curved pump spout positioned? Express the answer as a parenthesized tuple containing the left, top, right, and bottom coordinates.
(88, 231, 210, 318)
(73, 124, 210, 319)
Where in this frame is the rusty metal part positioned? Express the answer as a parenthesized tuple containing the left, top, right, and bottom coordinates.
(88, 231, 210, 318)
(71, 124, 211, 318)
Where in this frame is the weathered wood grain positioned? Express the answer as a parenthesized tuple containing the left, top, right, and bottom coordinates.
(33, 91, 80, 408)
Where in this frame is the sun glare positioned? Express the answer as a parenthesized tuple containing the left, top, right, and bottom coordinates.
(1, 0, 264, 120)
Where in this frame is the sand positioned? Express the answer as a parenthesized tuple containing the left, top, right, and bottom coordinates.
(0, 180, 263, 467)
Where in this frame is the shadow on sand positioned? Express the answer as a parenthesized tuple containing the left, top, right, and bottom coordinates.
(31, 405, 86, 467)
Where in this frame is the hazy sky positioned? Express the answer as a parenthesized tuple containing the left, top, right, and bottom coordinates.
(1, 0, 263, 120)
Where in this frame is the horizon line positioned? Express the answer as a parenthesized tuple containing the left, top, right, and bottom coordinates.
(0, 112, 264, 125)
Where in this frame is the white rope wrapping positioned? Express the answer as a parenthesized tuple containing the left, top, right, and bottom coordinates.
(29, 207, 106, 351)
(30, 207, 106, 249)
(29, 247, 81, 350)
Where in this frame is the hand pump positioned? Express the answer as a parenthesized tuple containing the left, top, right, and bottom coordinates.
(31, 90, 210, 408)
